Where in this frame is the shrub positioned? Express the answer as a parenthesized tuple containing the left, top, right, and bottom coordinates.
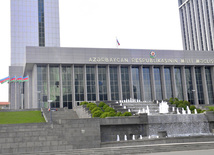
(122, 112, 132, 116)
(91, 107, 102, 114)
(103, 104, 109, 110)
(183, 100, 190, 107)
(92, 110, 103, 117)
(98, 102, 106, 107)
(169, 97, 174, 104)
(116, 112, 122, 116)
(86, 103, 96, 108)
(89, 105, 97, 111)
(190, 105, 196, 111)
(196, 109, 205, 113)
(107, 111, 116, 117)
(80, 101, 89, 106)
(104, 107, 115, 112)
(178, 103, 186, 110)
(206, 106, 214, 111)
(174, 101, 180, 107)
(100, 112, 109, 118)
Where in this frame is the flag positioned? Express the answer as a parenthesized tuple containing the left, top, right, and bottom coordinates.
(116, 39, 120, 46)
(16, 76, 22, 82)
(23, 76, 29, 82)
(10, 76, 16, 83)
(0, 76, 10, 84)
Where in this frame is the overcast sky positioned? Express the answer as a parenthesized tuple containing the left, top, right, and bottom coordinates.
(0, 0, 182, 102)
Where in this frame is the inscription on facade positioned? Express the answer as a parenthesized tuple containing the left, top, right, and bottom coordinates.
(89, 57, 214, 64)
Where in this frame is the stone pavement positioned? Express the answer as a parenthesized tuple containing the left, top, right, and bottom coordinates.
(142, 149, 214, 155)
(13, 141, 214, 155)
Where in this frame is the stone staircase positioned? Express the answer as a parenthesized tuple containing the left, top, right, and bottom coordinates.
(108, 101, 160, 115)
(42, 108, 79, 123)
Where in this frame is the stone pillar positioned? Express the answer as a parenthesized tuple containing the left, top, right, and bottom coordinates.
(71, 65, 75, 107)
(191, 66, 199, 105)
(171, 66, 176, 98)
(181, 66, 188, 101)
(150, 66, 155, 100)
(211, 67, 214, 101)
(139, 66, 144, 101)
(118, 65, 123, 100)
(129, 65, 134, 99)
(59, 64, 63, 108)
(106, 65, 111, 101)
(201, 66, 209, 105)
(47, 64, 50, 103)
(95, 65, 99, 101)
(83, 65, 87, 101)
(160, 66, 166, 100)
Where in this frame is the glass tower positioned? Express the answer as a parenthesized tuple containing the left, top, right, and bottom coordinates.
(178, 0, 214, 51)
(11, 0, 60, 66)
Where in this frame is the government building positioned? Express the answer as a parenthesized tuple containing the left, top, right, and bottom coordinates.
(17, 47, 214, 109)
(9, 0, 214, 109)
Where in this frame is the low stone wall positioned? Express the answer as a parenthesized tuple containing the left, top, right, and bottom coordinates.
(100, 114, 148, 142)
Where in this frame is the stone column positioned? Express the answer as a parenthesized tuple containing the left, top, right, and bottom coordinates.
(59, 64, 63, 108)
(129, 65, 134, 99)
(160, 66, 166, 100)
(171, 66, 176, 98)
(71, 65, 75, 107)
(201, 66, 209, 105)
(150, 66, 155, 100)
(83, 65, 87, 101)
(118, 65, 123, 100)
(181, 66, 188, 101)
(191, 66, 198, 105)
(211, 67, 214, 101)
(47, 64, 50, 103)
(139, 66, 144, 101)
(95, 65, 99, 101)
(106, 65, 111, 101)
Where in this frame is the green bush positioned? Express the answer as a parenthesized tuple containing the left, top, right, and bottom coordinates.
(92, 110, 103, 117)
(183, 100, 190, 107)
(116, 112, 122, 116)
(107, 111, 116, 117)
(98, 102, 106, 107)
(190, 105, 196, 111)
(104, 107, 115, 112)
(86, 103, 96, 108)
(196, 109, 205, 113)
(178, 103, 186, 110)
(89, 105, 97, 111)
(91, 107, 102, 114)
(100, 112, 109, 118)
(103, 104, 109, 110)
(206, 106, 214, 111)
(122, 112, 132, 116)
(80, 101, 89, 106)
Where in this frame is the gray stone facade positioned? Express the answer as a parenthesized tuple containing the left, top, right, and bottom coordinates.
(9, 46, 214, 109)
